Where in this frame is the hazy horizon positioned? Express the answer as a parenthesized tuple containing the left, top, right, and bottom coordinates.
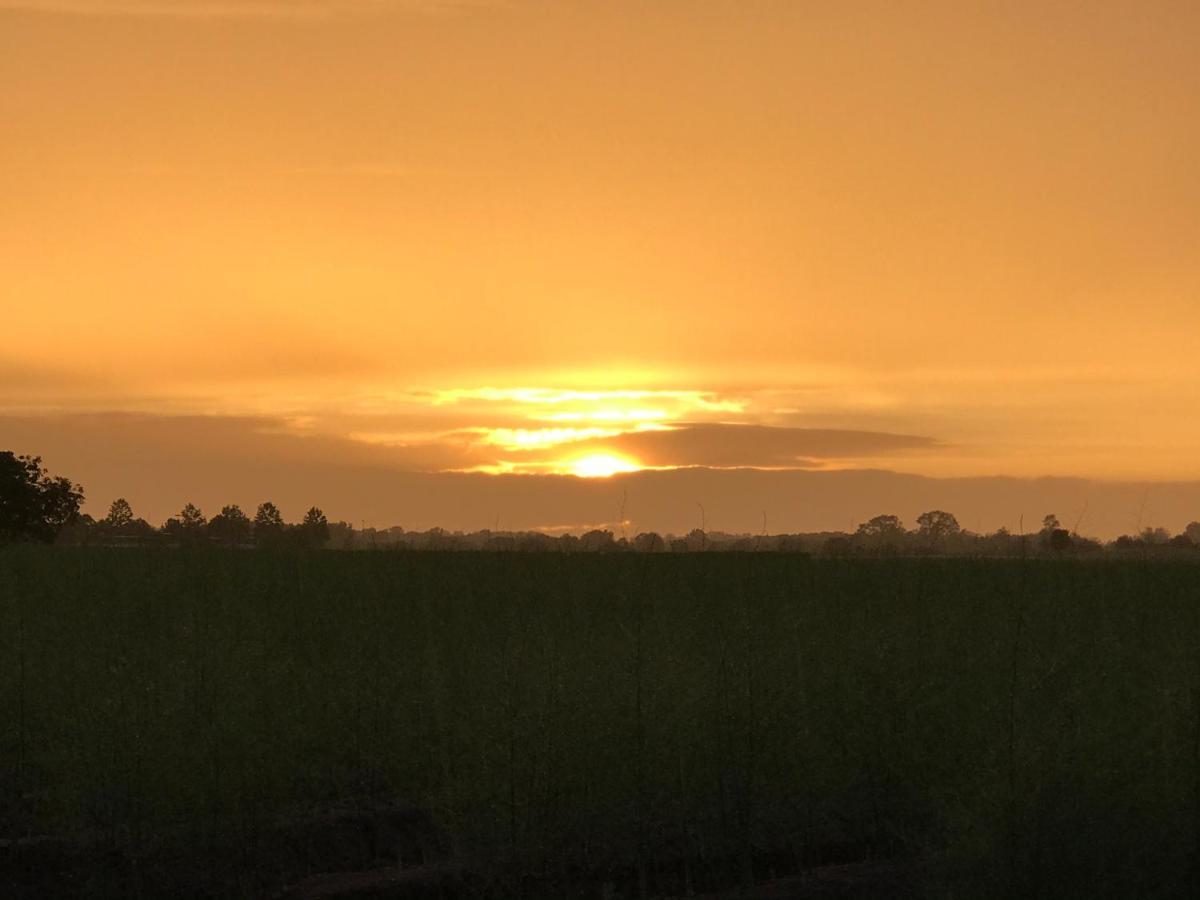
(5, 411, 1196, 540)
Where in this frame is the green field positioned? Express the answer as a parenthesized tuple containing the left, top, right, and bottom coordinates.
(2, 549, 1199, 898)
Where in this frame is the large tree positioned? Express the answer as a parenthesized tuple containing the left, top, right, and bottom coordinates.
(254, 501, 286, 547)
(0, 452, 84, 544)
(856, 514, 906, 537)
(98, 497, 155, 544)
(162, 503, 208, 545)
(915, 510, 961, 548)
(208, 504, 252, 547)
(298, 506, 330, 549)
(104, 498, 135, 529)
(855, 513, 907, 554)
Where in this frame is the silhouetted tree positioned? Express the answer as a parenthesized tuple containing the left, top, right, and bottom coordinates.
(254, 501, 286, 547)
(1140, 526, 1171, 546)
(855, 514, 906, 553)
(633, 531, 666, 552)
(180, 503, 206, 530)
(208, 504, 251, 547)
(856, 514, 905, 537)
(326, 520, 356, 550)
(105, 498, 135, 529)
(916, 510, 960, 549)
(1185, 522, 1200, 545)
(56, 512, 96, 546)
(1038, 514, 1072, 553)
(163, 503, 207, 544)
(298, 506, 330, 549)
(98, 497, 154, 544)
(580, 529, 616, 552)
(527, 533, 559, 551)
(1047, 528, 1073, 553)
(0, 452, 84, 543)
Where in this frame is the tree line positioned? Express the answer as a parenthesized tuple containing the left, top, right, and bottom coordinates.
(1, 452, 329, 549)
(4, 450, 1200, 555)
(77, 496, 332, 549)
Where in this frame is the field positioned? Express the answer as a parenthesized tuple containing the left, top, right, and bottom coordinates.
(2, 548, 1199, 898)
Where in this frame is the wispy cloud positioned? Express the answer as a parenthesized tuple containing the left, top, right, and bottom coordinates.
(0, 0, 496, 20)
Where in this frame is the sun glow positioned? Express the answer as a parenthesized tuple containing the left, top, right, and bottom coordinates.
(433, 387, 743, 417)
(408, 382, 733, 476)
(569, 454, 641, 478)
(482, 426, 624, 450)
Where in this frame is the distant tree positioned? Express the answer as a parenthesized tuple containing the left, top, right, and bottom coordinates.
(105, 498, 135, 529)
(254, 501, 286, 547)
(163, 503, 207, 544)
(915, 510, 961, 549)
(298, 506, 330, 549)
(98, 497, 155, 544)
(56, 512, 96, 546)
(0, 452, 84, 544)
(855, 514, 906, 553)
(1168, 533, 1195, 549)
(1038, 514, 1072, 553)
(417, 526, 454, 551)
(485, 533, 516, 552)
(326, 520, 356, 551)
(632, 531, 666, 552)
(776, 533, 807, 553)
(685, 528, 708, 551)
(1185, 522, 1200, 545)
(1140, 526, 1171, 546)
(579, 529, 616, 552)
(1047, 528, 1073, 554)
(517, 532, 556, 552)
(856, 514, 905, 537)
(208, 504, 251, 547)
(823, 535, 854, 557)
(179, 503, 206, 531)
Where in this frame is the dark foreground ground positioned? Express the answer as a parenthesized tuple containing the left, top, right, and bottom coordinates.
(2, 549, 1199, 898)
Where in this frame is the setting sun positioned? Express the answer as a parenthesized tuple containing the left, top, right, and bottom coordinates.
(568, 454, 641, 479)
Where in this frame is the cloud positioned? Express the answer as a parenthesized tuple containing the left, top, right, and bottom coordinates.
(503, 423, 943, 469)
(0, 0, 494, 19)
(0, 410, 490, 477)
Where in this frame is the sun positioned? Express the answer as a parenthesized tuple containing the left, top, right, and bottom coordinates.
(569, 454, 640, 478)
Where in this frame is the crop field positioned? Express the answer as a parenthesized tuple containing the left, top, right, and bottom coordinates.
(2, 549, 1200, 898)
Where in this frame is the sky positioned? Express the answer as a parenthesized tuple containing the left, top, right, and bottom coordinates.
(2, 1, 1199, 535)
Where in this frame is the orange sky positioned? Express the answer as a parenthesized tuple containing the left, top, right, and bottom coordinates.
(2, 1, 1199, 530)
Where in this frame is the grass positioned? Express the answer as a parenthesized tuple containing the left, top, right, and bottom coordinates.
(1, 548, 1199, 898)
